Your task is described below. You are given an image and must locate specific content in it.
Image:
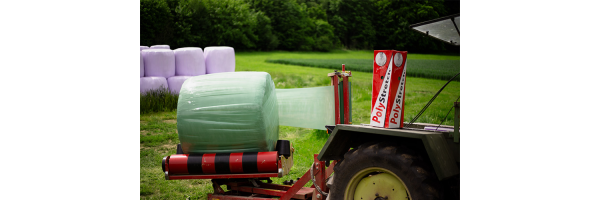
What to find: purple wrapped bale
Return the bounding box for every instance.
[140,52,144,77]
[140,77,168,94]
[204,46,235,74]
[140,46,149,51]
[167,76,192,94]
[174,47,206,76]
[142,49,175,78]
[150,45,170,50]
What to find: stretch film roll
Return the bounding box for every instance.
[275,86,335,130]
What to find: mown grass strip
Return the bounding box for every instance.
[265,59,460,81]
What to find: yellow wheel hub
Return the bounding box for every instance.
[345,167,409,200]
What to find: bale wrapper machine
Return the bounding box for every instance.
[162,69,352,200]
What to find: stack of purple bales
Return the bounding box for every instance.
[140,45,235,94]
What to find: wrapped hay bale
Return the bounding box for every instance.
[204,46,235,74]
[174,47,205,76]
[150,44,170,49]
[140,46,149,51]
[140,77,168,94]
[142,49,175,78]
[167,76,192,94]
[177,72,278,154]
[140,51,144,77]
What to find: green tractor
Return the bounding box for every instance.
[320,14,460,200]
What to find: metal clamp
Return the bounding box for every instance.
[311,163,328,198]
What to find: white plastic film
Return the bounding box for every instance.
[167,76,192,94]
[142,49,175,78]
[275,86,335,130]
[150,44,170,49]
[174,47,206,76]
[204,46,235,74]
[140,77,168,94]
[140,51,144,77]
[140,46,149,51]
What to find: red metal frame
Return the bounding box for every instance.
[178,154,337,200]
[342,75,350,125]
[208,194,275,200]
[330,68,351,125]
[168,173,279,180]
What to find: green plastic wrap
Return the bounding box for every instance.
[276,86,335,130]
[177,72,279,154]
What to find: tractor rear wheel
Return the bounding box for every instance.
[328,143,440,200]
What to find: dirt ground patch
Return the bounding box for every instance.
[140,143,177,152]
[163,119,177,124]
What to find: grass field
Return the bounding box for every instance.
[140,50,459,199]
[266,59,460,81]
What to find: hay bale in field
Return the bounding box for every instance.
[142,49,175,78]
[204,46,235,74]
[174,47,205,76]
[167,76,192,94]
[150,44,170,50]
[140,77,168,94]
[140,51,144,77]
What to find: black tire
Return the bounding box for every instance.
[328,143,441,200]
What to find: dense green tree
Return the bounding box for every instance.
[371,0,448,51]
[140,0,459,52]
[247,0,312,50]
[327,0,376,49]
[140,0,175,46]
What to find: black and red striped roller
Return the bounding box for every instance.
[163,151,279,175]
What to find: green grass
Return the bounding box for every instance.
[140,87,179,114]
[140,50,459,199]
[265,59,460,81]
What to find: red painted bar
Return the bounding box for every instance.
[202,153,217,174]
[208,194,277,200]
[229,152,244,173]
[168,173,279,180]
[229,185,312,200]
[168,154,189,174]
[231,186,286,197]
[280,166,312,200]
[256,151,278,173]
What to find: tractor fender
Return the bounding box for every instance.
[317,124,459,180]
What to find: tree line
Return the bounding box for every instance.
[141,0,459,52]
